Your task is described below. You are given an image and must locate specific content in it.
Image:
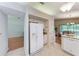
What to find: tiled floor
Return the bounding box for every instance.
[6,47,25,56]
[33,43,71,56]
[6,43,71,56]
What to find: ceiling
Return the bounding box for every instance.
[27,2,79,16]
[28,2,66,15]
[11,2,79,16]
[0,2,28,20]
[71,2,79,11]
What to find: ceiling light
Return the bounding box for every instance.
[39,2,45,5]
[60,2,75,12]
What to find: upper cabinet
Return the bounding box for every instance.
[60,24,79,35]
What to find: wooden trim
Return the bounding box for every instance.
[55,17,79,20]
[29,15,48,21]
[8,36,24,51]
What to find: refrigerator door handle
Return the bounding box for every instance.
[32,33,37,41]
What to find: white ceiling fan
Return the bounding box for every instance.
[60,2,75,12]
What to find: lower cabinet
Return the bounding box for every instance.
[72,40,79,56]
[61,37,79,56]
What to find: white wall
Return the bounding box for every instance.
[29,6,53,20]
[24,6,29,55]
[8,15,24,38]
[0,11,8,55]
[0,2,26,13]
[0,2,25,19]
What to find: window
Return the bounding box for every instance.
[60,24,79,36]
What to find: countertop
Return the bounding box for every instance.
[62,34,79,40]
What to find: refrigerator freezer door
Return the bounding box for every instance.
[30,23,37,54]
[36,24,43,50]
[30,23,43,54]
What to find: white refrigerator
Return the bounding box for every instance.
[29,23,43,54]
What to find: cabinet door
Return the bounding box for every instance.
[36,24,43,50]
[61,37,73,52]
[30,23,37,54]
[72,40,79,56]
[61,37,69,49]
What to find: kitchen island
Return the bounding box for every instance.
[61,34,79,56]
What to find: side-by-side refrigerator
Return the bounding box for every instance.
[29,22,44,55]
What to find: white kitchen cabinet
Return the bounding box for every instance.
[30,23,43,54]
[61,37,73,53]
[72,40,79,56]
[61,36,79,56]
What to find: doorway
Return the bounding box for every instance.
[54,20,61,45]
[8,15,24,51]
[55,27,61,44]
